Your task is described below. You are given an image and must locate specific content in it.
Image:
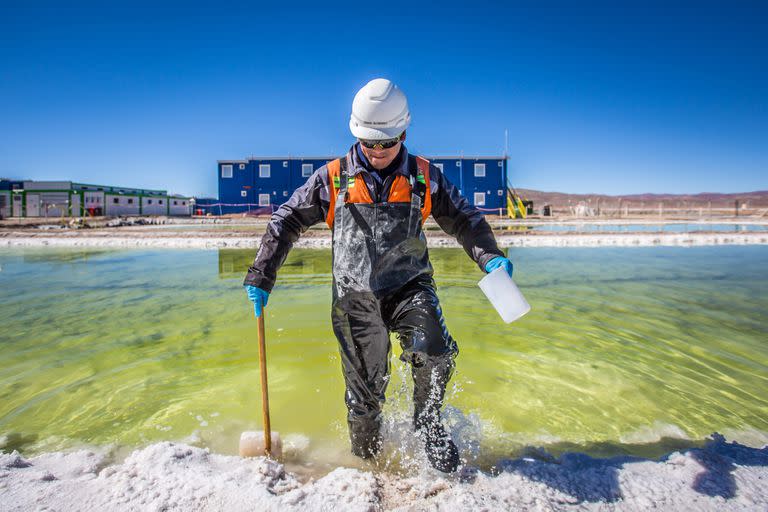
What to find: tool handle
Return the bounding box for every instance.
[257,308,272,456]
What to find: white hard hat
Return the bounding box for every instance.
[349,78,411,140]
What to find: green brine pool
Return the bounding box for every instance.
[1,246,766,474]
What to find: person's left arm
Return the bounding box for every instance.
[428,164,511,274]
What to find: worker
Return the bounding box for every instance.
[244,78,513,473]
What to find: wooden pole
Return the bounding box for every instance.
[257,312,272,456]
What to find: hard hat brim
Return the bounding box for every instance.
[349,118,406,140]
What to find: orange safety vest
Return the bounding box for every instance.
[325,156,432,228]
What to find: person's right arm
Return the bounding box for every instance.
[243,166,331,292]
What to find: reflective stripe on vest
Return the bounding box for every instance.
[415,156,432,224]
[325,159,341,228]
[325,156,432,228]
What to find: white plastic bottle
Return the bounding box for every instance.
[478,267,531,323]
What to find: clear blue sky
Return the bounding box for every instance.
[1,1,766,197]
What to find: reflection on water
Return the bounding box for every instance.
[218,249,332,284]
[20,249,118,264]
[1,246,767,474]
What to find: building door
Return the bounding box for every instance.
[70,194,81,217]
[40,192,70,217]
[26,194,41,217]
[12,194,22,217]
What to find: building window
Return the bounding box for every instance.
[259,164,271,178]
[302,163,313,177]
[113,198,119,204]
[127,198,134,204]
[240,190,247,198]
[258,194,270,206]
[474,192,485,206]
[474,163,486,177]
[434,163,443,172]
[148,199,152,204]
[221,164,233,178]
[239,163,245,170]
[173,200,178,205]
[159,200,163,205]
[182,202,186,206]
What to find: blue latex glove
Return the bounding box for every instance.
[484,256,514,277]
[244,284,269,317]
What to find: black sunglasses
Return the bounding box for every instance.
[358,133,402,150]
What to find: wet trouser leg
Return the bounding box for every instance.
[383,276,461,471]
[331,292,391,458]
[331,276,458,461]
[382,276,458,431]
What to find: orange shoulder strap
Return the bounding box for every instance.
[415,156,432,224]
[325,159,341,228]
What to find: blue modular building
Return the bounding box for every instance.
[217,156,509,215]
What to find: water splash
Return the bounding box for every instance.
[376,355,491,477]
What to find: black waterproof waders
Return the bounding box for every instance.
[330,154,460,472]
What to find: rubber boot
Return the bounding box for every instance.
[412,355,460,472]
[348,411,382,459]
[416,412,460,473]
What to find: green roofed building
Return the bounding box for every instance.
[0,180,193,218]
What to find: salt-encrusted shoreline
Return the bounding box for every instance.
[1,434,766,511]
[1,232,767,249]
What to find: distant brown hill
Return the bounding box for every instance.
[512,189,768,216]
